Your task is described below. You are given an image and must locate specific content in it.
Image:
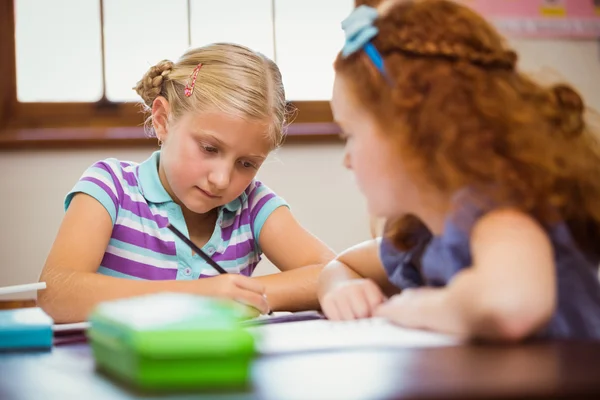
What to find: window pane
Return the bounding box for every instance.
[275,0,353,101]
[104,0,189,102]
[15,0,103,102]
[190,0,274,59]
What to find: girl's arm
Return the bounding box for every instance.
[38,193,269,323]
[375,209,556,341]
[256,206,336,311]
[317,238,401,319]
[318,238,401,299]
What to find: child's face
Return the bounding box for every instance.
[331,74,422,218]
[158,111,271,214]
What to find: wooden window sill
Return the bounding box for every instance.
[0,123,341,150]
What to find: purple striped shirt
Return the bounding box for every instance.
[65,151,288,280]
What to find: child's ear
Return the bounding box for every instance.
[151,96,171,140]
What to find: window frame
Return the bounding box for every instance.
[0,0,340,150]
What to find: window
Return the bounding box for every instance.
[1,0,351,147]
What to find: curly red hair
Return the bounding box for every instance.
[335,0,600,257]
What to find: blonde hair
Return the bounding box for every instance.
[133,43,289,149]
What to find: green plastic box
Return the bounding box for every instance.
[87,293,257,391]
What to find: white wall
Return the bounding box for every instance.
[1,38,599,299]
[510,39,600,109]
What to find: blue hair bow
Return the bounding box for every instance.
[341,5,388,78]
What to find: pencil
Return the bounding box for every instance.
[166,223,273,315]
[166,223,228,274]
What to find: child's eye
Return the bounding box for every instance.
[202,145,218,154]
[240,160,257,169]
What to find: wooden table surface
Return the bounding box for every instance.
[2,340,600,400]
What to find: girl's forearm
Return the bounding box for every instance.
[394,276,500,338]
[38,268,200,323]
[399,288,470,335]
[257,264,329,312]
[417,270,545,341]
[316,260,363,304]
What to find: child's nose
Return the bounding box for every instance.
[208,167,231,190]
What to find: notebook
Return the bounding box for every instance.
[240,310,325,326]
[52,312,460,354]
[248,317,462,354]
[52,310,325,333]
[53,321,91,333]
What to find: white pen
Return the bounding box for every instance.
[0,282,47,296]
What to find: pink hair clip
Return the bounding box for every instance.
[184,63,203,97]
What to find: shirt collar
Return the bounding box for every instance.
[138,150,247,212]
[223,190,246,212]
[138,151,173,204]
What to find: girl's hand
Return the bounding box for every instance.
[320,279,387,320]
[201,274,270,315]
[374,288,440,329]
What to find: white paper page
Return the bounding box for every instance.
[52,321,90,332]
[51,312,299,332]
[247,317,462,354]
[251,311,293,321]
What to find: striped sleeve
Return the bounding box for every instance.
[64,159,124,224]
[247,180,289,243]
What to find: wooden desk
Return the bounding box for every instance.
[1,341,600,399]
